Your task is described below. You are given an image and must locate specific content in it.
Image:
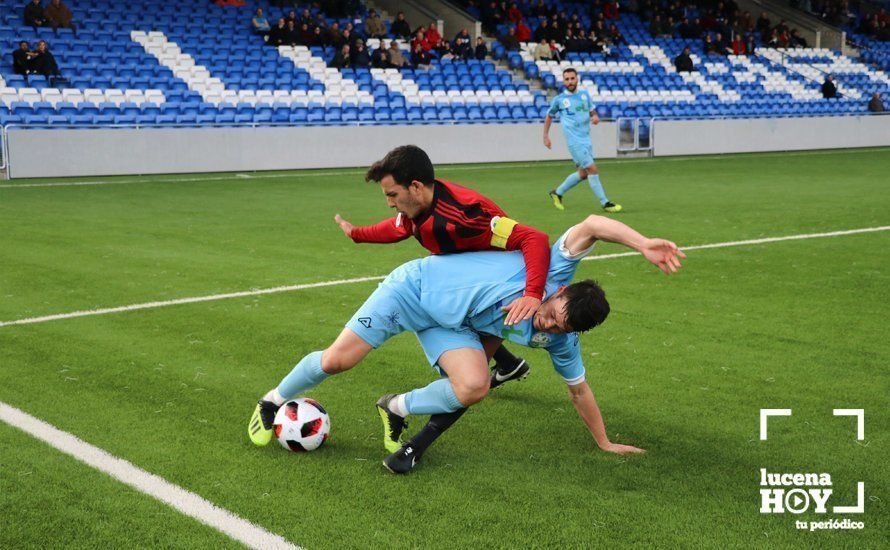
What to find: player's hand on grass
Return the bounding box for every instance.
[334,214,354,238]
[543,135,552,149]
[501,295,542,326]
[640,238,686,275]
[600,442,646,455]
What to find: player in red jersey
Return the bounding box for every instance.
[334,145,550,390]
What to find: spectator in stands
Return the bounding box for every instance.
[499,26,520,51]
[649,15,663,38]
[474,37,488,60]
[516,19,532,42]
[343,24,361,50]
[24,0,47,29]
[391,12,411,39]
[789,29,808,48]
[756,12,771,38]
[313,26,327,46]
[868,93,885,112]
[506,2,521,24]
[426,22,442,46]
[480,1,503,34]
[731,34,746,55]
[268,18,287,47]
[821,74,837,98]
[387,40,407,68]
[411,29,431,53]
[329,22,344,47]
[332,44,351,69]
[285,10,296,25]
[608,24,628,45]
[43,0,75,34]
[12,41,36,80]
[454,28,473,58]
[299,8,312,27]
[364,9,386,39]
[252,8,270,34]
[533,38,551,61]
[533,19,550,43]
[436,40,456,59]
[703,34,719,55]
[30,40,60,78]
[371,42,389,68]
[604,1,619,20]
[299,22,315,45]
[745,35,757,55]
[737,11,754,33]
[285,20,299,45]
[674,46,694,72]
[351,40,371,68]
[766,29,780,48]
[714,32,729,55]
[412,42,432,68]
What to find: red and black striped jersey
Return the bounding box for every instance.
[350,179,550,299]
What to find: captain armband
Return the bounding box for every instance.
[489,216,519,249]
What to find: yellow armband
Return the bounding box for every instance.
[490,216,519,249]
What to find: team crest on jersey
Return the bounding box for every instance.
[530,332,552,348]
[562,98,571,108]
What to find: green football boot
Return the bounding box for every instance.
[549,190,565,211]
[248,400,279,446]
[376,394,408,453]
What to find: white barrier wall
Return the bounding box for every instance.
[5,115,888,179]
[652,115,890,156]
[5,122,618,179]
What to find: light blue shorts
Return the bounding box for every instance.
[568,141,595,168]
[346,261,483,369]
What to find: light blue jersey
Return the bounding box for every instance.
[346,227,595,384]
[548,89,594,147]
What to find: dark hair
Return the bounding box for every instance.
[562,279,610,332]
[562,67,578,76]
[365,145,435,188]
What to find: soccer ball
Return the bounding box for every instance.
[273,398,331,452]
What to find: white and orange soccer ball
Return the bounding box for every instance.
[273,398,331,452]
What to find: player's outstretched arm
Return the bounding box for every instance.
[563,215,686,275]
[542,114,553,149]
[334,214,355,238]
[333,213,413,244]
[567,381,645,455]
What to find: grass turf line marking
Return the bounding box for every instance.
[1,227,887,328]
[0,276,386,327]
[2,147,887,189]
[0,402,299,550]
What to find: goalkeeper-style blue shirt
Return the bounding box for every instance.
[548,89,594,146]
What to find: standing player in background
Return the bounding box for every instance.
[543,67,622,213]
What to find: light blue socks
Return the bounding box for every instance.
[556,171,583,196]
[588,174,609,206]
[275,351,329,400]
[404,378,464,415]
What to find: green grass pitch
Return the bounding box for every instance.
[0,148,888,549]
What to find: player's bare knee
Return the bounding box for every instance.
[453,376,490,406]
[320,347,356,374]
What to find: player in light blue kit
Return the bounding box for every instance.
[543,67,622,213]
[248,215,684,473]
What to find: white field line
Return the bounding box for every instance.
[2,147,885,189]
[0,276,386,328]
[0,402,298,550]
[1,226,887,329]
